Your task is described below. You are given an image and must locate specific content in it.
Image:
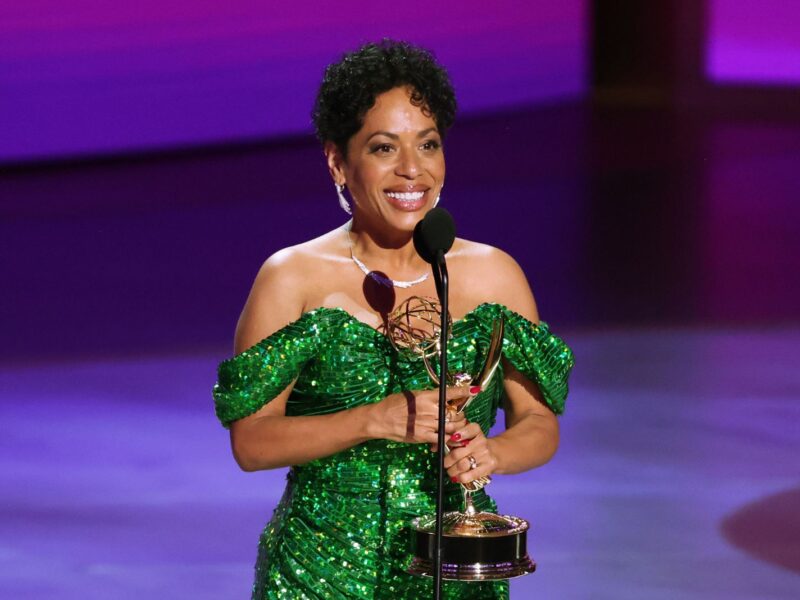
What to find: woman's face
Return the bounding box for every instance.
[330,86,445,235]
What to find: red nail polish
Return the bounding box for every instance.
[450,432,461,442]
[451,477,458,483]
[469,385,481,395]
[463,439,471,447]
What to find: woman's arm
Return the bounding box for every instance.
[230,386,372,472]
[227,249,468,471]
[230,384,469,471]
[488,362,560,474]
[444,363,559,482]
[445,247,561,482]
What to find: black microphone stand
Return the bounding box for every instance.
[432,250,449,600]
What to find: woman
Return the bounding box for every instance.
[214,40,574,599]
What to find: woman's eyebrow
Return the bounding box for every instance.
[365,131,399,142]
[365,128,439,142]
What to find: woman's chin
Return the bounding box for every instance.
[385,209,429,233]
[360,200,433,236]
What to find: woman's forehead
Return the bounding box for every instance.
[359,87,437,137]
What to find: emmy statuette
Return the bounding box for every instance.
[385,297,537,581]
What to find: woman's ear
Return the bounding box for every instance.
[324,142,346,185]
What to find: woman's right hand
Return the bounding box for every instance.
[367,387,472,444]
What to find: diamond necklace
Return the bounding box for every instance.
[346,224,429,289]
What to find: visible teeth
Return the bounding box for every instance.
[386,191,424,201]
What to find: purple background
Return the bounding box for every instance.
[0,0,587,163]
[707,0,800,84]
[2,2,800,599]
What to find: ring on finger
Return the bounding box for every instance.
[467,455,478,470]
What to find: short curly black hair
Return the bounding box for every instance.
[312,39,457,157]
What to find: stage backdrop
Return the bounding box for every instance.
[0,1,587,164]
[707,0,800,84]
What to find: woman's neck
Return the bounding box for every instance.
[347,218,424,272]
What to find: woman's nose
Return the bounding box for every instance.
[395,148,421,178]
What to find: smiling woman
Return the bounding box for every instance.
[325,85,446,241]
[212,40,574,599]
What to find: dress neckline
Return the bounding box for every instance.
[309,302,493,337]
[225,302,542,363]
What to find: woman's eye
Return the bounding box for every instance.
[371,144,394,154]
[421,140,441,151]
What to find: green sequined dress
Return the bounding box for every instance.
[213,303,574,599]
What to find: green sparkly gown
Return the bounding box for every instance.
[213,303,574,599]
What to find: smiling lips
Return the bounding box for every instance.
[385,190,427,211]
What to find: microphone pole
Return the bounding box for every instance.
[432,250,448,600]
[412,206,456,600]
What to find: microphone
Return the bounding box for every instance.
[413,207,456,265]
[413,206,456,600]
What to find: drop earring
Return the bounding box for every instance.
[336,183,352,215]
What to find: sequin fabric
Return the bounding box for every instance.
[213,303,574,599]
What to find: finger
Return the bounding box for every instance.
[419,384,478,404]
[450,461,493,484]
[449,451,495,482]
[444,420,466,434]
[444,446,470,469]
[449,421,480,438]
[444,386,472,402]
[416,430,439,445]
[445,428,468,449]
[416,415,440,432]
[417,388,474,419]
[414,395,444,417]
[448,409,467,423]
[442,387,470,412]
[462,422,483,440]
[444,412,467,434]
[416,398,469,423]
[446,422,482,448]
[444,438,487,468]
[447,455,479,480]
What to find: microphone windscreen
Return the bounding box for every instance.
[413,207,456,264]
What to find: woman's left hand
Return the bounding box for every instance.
[443,421,498,485]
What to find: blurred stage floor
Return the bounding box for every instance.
[1,325,798,599]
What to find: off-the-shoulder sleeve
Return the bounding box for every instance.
[213,312,324,428]
[496,305,575,415]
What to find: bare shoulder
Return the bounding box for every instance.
[451,239,539,323]
[233,228,345,353]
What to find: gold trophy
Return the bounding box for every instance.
[385,297,536,581]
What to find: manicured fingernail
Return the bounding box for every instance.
[450,432,461,442]
[463,439,471,447]
[451,477,458,483]
[469,386,481,394]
